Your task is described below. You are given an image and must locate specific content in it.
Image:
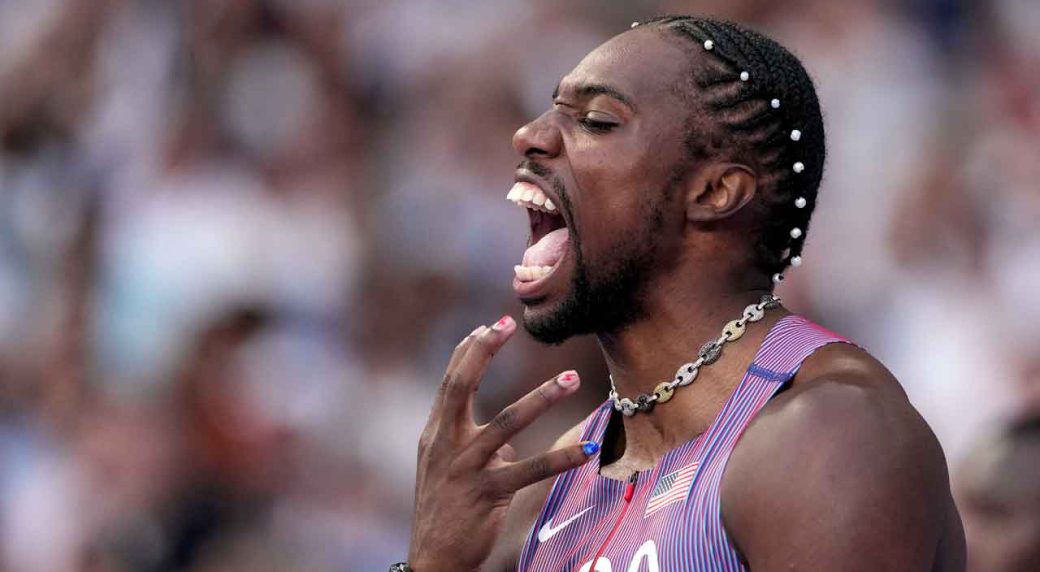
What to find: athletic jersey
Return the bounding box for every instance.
[517,315,849,572]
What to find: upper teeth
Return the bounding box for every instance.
[507,182,556,213]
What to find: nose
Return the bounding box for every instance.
[512,111,562,158]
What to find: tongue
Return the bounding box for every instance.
[522,228,569,267]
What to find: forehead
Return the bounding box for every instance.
[557,28,694,108]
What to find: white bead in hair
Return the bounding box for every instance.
[772,273,784,284]
[790,129,801,141]
[790,228,803,239]
[793,162,805,173]
[740,71,750,81]
[631,21,639,28]
[794,196,807,208]
[703,39,714,50]
[791,256,803,267]
[771,99,780,109]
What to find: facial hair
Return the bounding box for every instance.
[522,166,668,344]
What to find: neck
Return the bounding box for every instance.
[594,274,782,473]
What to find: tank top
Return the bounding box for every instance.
[517,315,849,571]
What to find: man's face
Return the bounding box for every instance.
[508,29,698,343]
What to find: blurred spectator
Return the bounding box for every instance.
[957,415,1040,572]
[0,0,1037,569]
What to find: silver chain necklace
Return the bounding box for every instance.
[609,294,782,416]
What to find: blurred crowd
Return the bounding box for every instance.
[0,0,1037,570]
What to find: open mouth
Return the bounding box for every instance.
[506,180,570,293]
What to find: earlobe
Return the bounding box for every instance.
[685,164,757,222]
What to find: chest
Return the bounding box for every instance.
[522,452,745,572]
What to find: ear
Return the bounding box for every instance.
[684,163,757,222]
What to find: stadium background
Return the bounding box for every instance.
[0,0,1037,569]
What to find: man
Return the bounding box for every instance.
[958,415,1040,572]
[401,16,964,571]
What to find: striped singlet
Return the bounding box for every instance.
[517,315,849,571]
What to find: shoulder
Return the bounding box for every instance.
[722,343,957,569]
[483,420,586,571]
[737,343,934,459]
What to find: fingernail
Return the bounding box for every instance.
[581,441,600,456]
[491,315,514,331]
[556,370,580,389]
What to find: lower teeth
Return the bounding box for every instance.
[514,265,554,281]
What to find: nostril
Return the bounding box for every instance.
[513,123,545,156]
[522,131,560,159]
[513,111,562,158]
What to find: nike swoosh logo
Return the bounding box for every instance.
[537,506,594,543]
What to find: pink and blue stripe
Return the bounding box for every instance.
[517,315,849,571]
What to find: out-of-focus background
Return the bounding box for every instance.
[0,0,1037,570]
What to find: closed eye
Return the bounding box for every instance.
[578,117,617,133]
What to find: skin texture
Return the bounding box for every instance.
[409,27,965,571]
[408,317,595,571]
[722,344,965,571]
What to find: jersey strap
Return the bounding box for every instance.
[682,315,850,570]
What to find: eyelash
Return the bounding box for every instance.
[578,117,617,133]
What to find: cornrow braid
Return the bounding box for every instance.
[635,16,826,282]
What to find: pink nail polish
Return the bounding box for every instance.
[557,370,580,388]
[492,315,514,331]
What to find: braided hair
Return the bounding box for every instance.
[637,16,825,281]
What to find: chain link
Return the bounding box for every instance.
[609,294,781,416]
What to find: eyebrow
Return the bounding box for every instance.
[553,81,637,111]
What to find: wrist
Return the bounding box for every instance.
[405,557,443,572]
[406,545,446,572]
[406,557,475,572]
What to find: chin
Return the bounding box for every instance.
[521,312,578,345]
[519,287,588,345]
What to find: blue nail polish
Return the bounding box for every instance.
[582,441,600,456]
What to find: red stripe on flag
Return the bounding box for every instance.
[645,463,698,517]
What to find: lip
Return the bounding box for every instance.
[513,256,567,300]
[512,169,572,301]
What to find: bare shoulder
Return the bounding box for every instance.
[736,343,936,463]
[722,343,964,570]
[483,421,585,571]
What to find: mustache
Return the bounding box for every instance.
[518,159,553,180]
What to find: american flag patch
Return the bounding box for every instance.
[644,462,698,517]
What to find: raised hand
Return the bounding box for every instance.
[407,315,598,571]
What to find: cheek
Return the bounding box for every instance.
[572,195,671,273]
[562,122,685,249]
[568,175,643,256]
[566,144,649,221]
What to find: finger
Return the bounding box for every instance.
[448,325,487,372]
[462,371,581,467]
[424,325,490,440]
[440,315,517,428]
[490,441,600,493]
[495,443,517,463]
[436,325,488,404]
